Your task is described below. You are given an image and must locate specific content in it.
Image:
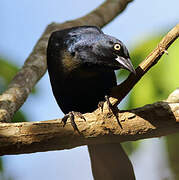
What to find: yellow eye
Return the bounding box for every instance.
[114,43,121,51]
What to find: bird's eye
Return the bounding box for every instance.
[114,43,121,51]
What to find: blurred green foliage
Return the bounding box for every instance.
[122,141,141,156]
[0,59,18,93]
[119,34,179,109]
[0,57,29,122]
[165,134,179,180]
[0,58,36,94]
[0,57,36,179]
[119,30,179,179]
[129,36,179,107]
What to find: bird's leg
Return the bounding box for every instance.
[62,113,69,127]
[98,95,122,128]
[105,95,113,113]
[98,95,113,113]
[62,111,86,134]
[98,101,104,113]
[74,111,86,121]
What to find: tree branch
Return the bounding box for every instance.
[0,0,133,122]
[0,23,177,156]
[110,24,179,105]
[0,1,179,157]
[0,99,179,156]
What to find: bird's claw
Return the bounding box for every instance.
[105,95,113,113]
[62,114,69,127]
[98,95,122,128]
[62,111,86,134]
[74,111,86,121]
[98,101,104,112]
[98,95,113,113]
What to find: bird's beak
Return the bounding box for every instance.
[115,56,135,74]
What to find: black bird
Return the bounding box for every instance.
[47,26,134,114]
[47,26,135,179]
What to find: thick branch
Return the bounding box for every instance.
[0,100,179,156]
[0,0,133,122]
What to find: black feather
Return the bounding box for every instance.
[47,26,134,114]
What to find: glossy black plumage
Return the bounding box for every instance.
[47,26,136,180]
[47,26,134,114]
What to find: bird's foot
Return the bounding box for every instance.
[98,95,113,113]
[98,95,122,128]
[62,111,86,134]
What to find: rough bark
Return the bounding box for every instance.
[0,99,179,156]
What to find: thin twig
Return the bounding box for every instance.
[110,24,179,105]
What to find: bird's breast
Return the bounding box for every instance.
[57,71,116,114]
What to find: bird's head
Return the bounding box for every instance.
[47,26,135,74]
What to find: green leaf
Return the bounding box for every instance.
[126,35,179,109]
[0,57,37,94]
[0,58,18,85]
[12,110,28,122]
